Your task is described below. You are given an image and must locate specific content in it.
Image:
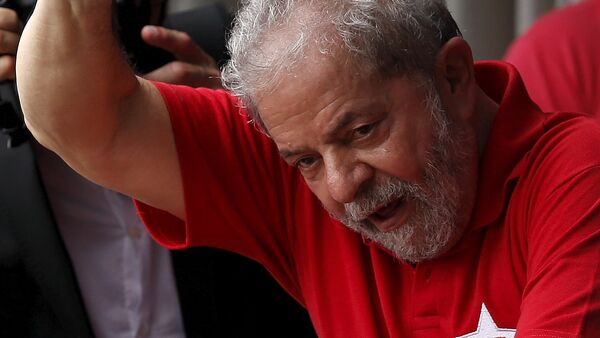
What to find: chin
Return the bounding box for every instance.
[346,199,468,263]
[338,144,472,264]
[373,220,466,263]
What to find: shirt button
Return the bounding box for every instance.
[127,226,143,239]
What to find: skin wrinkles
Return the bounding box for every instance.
[278,105,388,161]
[264,77,348,141]
[255,35,493,262]
[259,48,437,223]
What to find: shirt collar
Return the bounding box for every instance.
[468,61,545,230]
[356,61,545,262]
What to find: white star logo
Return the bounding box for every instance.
[456,303,516,338]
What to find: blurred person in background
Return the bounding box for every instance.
[504,0,600,119]
[0,1,316,337]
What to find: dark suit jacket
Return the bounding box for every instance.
[0,134,93,338]
[0,5,316,338]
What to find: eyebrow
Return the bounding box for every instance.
[279,147,310,162]
[323,109,379,142]
[278,108,382,161]
[325,111,358,137]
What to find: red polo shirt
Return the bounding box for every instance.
[136,62,600,337]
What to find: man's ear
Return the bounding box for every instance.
[435,37,476,120]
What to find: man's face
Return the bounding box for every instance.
[257,52,478,263]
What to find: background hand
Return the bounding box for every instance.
[141,25,222,89]
[0,8,21,80]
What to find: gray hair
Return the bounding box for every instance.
[221,0,462,130]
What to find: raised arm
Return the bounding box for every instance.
[16,1,184,218]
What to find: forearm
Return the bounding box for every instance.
[16,0,139,164]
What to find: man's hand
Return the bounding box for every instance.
[0,7,21,80]
[141,25,222,89]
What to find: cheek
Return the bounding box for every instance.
[373,95,436,179]
[415,121,436,170]
[373,116,435,182]
[363,140,429,184]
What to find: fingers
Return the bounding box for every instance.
[0,8,19,81]
[0,30,20,80]
[140,25,222,89]
[143,61,222,89]
[0,8,21,56]
[141,25,216,68]
[0,8,21,33]
[0,29,19,54]
[0,55,16,80]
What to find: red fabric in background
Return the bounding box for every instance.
[505,0,600,120]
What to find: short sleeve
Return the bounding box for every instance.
[134,82,306,297]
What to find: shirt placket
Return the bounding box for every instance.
[412,263,443,337]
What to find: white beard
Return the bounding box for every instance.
[337,88,473,263]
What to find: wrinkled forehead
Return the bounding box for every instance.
[256,62,391,150]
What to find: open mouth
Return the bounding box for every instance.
[366,197,407,232]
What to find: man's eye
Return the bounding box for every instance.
[352,123,376,139]
[295,156,318,170]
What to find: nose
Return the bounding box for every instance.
[325,156,373,204]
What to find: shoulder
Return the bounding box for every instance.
[534,113,600,173]
[517,113,600,194]
[513,113,600,232]
[153,82,242,118]
[152,82,267,149]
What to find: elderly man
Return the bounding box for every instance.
[17,0,600,337]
